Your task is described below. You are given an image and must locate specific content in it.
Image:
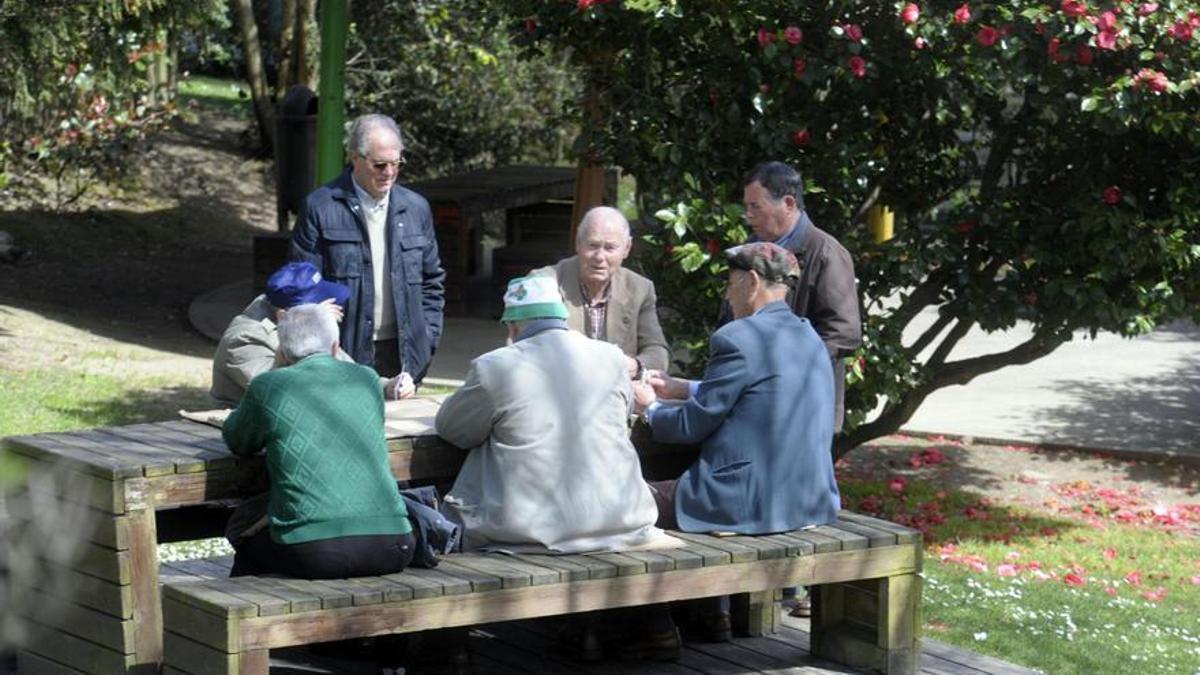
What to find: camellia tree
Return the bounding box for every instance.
[499,0,1200,456]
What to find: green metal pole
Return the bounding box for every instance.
[316,0,349,184]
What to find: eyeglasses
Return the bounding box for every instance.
[364,155,406,172]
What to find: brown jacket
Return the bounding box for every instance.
[539,256,670,372]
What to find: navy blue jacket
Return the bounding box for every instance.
[290,169,446,381]
[648,301,839,534]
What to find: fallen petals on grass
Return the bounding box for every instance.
[1141,587,1167,602]
[997,563,1019,577]
[1103,547,1117,559]
[1125,571,1143,586]
[1064,572,1087,587]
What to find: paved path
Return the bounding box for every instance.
[191,281,1198,460]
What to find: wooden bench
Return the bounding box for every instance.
[161,512,922,674]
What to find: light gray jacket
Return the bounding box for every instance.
[434,324,665,553]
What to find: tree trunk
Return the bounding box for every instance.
[298,0,319,90]
[276,0,297,96]
[234,0,275,153]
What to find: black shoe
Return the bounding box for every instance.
[616,627,682,661]
[558,622,605,662]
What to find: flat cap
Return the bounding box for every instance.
[724,242,801,286]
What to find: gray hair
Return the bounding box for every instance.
[347,114,403,157]
[277,304,338,363]
[576,206,631,247]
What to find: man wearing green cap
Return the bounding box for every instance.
[434,273,669,554]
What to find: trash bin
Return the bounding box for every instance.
[274,84,318,232]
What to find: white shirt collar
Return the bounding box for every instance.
[350,175,390,212]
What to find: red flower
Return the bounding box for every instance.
[793,56,808,76]
[957,220,977,234]
[848,55,867,78]
[1103,186,1122,205]
[844,23,863,42]
[784,25,804,45]
[577,0,596,9]
[706,239,722,255]
[976,26,999,46]
[889,476,908,493]
[1103,547,1117,559]
[1064,572,1087,587]
[1142,587,1167,602]
[902,3,920,24]
[1075,44,1094,65]
[914,36,928,49]
[1094,10,1118,30]
[791,128,811,147]
[757,27,775,47]
[1061,0,1088,18]
[1168,20,1193,41]
[1125,570,1143,586]
[1048,37,1067,60]
[1132,68,1169,93]
[1094,28,1119,50]
[524,18,537,33]
[666,243,676,256]
[953,3,971,24]
[1137,2,1158,15]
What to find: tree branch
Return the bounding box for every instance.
[906,311,953,357]
[927,315,974,368]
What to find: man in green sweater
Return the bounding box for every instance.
[223,303,413,578]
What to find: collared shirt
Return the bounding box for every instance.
[350,176,396,341]
[752,210,812,250]
[515,318,569,343]
[580,280,611,341]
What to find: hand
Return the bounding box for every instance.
[647,370,691,401]
[385,372,416,400]
[319,298,345,323]
[631,381,657,413]
[625,355,641,379]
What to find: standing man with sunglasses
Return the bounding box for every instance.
[290,114,445,388]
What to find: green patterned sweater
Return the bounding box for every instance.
[223,353,411,544]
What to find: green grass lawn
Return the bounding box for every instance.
[839,455,1200,674]
[177,74,250,114]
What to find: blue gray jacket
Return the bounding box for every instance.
[648,301,839,534]
[290,169,446,382]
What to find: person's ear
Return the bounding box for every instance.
[782,195,797,211]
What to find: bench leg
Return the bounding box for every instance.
[239,649,269,675]
[810,572,921,674]
[730,589,781,636]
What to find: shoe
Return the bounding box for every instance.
[616,627,682,661]
[784,595,812,618]
[558,622,604,662]
[678,610,732,643]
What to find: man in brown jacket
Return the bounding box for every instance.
[738,161,862,432]
[539,206,669,378]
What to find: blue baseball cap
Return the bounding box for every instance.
[265,262,351,309]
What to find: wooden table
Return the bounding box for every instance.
[3,401,693,674]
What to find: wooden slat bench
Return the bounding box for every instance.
[161,512,922,675]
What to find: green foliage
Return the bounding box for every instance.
[0,0,227,208]
[345,1,579,179]
[499,0,1200,449]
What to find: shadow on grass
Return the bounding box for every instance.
[43,384,215,429]
[0,198,261,358]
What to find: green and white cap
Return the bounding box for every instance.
[501,274,568,322]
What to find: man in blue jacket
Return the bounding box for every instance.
[628,242,840,652]
[290,114,445,384]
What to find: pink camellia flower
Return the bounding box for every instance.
[902,3,920,24]
[784,25,803,45]
[1168,20,1194,41]
[1095,28,1119,50]
[1103,186,1122,205]
[577,0,596,9]
[1132,68,1169,92]
[914,36,928,49]
[1142,587,1167,602]
[997,564,1019,577]
[1094,10,1118,30]
[1103,547,1118,559]
[1061,0,1088,18]
[848,55,867,78]
[1048,37,1063,57]
[1125,570,1143,586]
[969,560,989,573]
[954,3,971,24]
[757,27,775,47]
[977,25,1000,46]
[888,476,907,493]
[793,56,808,75]
[791,128,811,147]
[1137,2,1158,15]
[844,23,864,42]
[1075,44,1094,65]
[1190,574,1200,586]
[1064,572,1086,587]
[1105,586,1118,596]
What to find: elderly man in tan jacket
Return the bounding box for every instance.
[537,206,669,378]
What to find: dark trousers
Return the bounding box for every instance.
[231,529,415,579]
[374,337,402,378]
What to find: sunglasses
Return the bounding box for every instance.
[364,155,406,172]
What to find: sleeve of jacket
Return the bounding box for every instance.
[417,206,447,349]
[219,325,278,393]
[222,381,270,457]
[433,363,493,450]
[636,280,670,371]
[810,245,862,358]
[648,330,748,444]
[289,196,324,267]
